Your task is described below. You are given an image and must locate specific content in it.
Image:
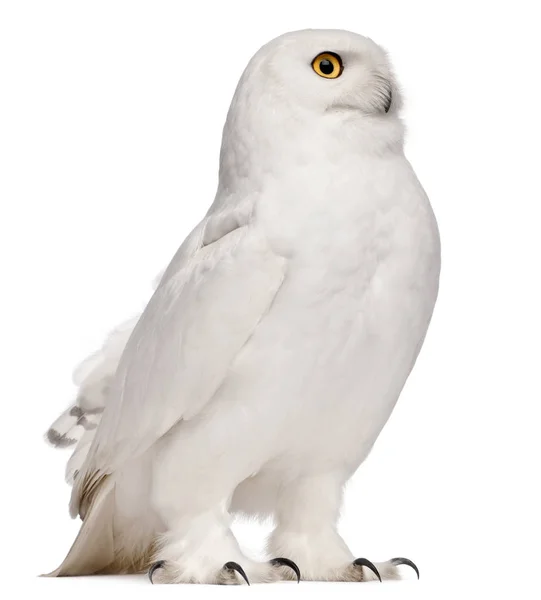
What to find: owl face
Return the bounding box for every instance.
[241,29,400,118]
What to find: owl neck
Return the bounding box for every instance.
[217,90,404,197]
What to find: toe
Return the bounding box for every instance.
[270,557,301,583]
[390,557,420,579]
[223,561,250,585]
[148,560,166,584]
[352,558,382,582]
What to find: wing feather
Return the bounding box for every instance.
[71,221,286,516]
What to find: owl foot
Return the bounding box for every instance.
[340,557,419,582]
[148,559,251,585]
[148,557,301,584]
[272,557,419,582]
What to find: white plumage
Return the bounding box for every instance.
[46,29,440,584]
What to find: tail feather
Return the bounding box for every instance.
[46,316,139,483]
[45,278,162,577]
[44,477,116,576]
[66,432,94,484]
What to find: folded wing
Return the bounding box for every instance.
[71,222,286,517]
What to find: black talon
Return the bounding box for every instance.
[224,561,250,586]
[148,560,166,584]
[390,557,420,579]
[353,558,382,582]
[270,557,301,583]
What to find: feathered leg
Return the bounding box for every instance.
[267,472,418,582]
[147,421,298,585]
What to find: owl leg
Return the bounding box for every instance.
[267,472,418,582]
[147,421,298,584]
[146,505,249,584]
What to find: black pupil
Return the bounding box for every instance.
[319,59,334,75]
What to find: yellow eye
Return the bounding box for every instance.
[311,52,343,79]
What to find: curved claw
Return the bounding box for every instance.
[270,557,301,583]
[224,561,250,586]
[352,558,382,582]
[390,557,420,579]
[148,560,166,584]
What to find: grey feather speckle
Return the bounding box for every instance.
[46,428,77,448]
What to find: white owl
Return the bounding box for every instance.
[46,29,440,584]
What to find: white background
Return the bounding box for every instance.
[1,1,540,598]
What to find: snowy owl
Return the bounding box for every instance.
[46,29,440,584]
